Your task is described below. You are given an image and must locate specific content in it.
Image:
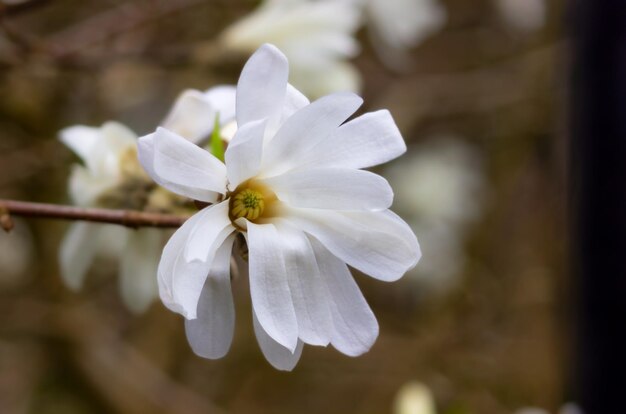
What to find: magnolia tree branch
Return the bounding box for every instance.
[0,199,188,231]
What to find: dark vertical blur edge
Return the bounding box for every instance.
[570,0,626,412]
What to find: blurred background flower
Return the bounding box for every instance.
[218,0,362,97]
[384,136,487,295]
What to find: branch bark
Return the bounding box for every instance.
[0,199,188,230]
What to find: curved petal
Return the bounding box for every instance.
[247,222,298,351]
[299,110,406,170]
[119,228,160,313]
[138,128,227,202]
[236,44,288,130]
[225,118,267,189]
[286,208,420,282]
[59,125,100,165]
[275,222,333,346]
[157,209,224,319]
[184,201,233,262]
[161,89,220,143]
[279,83,310,124]
[59,222,103,290]
[263,167,393,211]
[309,237,379,357]
[253,309,304,371]
[260,92,363,178]
[204,85,237,124]
[185,234,236,359]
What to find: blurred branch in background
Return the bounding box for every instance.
[0,199,188,230]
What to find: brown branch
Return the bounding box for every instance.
[0,199,188,229]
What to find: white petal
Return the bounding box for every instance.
[309,237,379,357]
[67,164,117,207]
[99,122,137,155]
[161,86,237,144]
[253,309,304,371]
[275,222,333,346]
[161,89,220,143]
[174,218,234,318]
[138,132,209,201]
[236,44,288,130]
[260,92,363,177]
[204,85,237,124]
[119,228,160,314]
[299,110,406,170]
[59,125,100,165]
[280,83,310,122]
[263,167,393,211]
[185,234,236,359]
[225,118,266,189]
[286,208,420,282]
[184,201,233,262]
[247,222,298,351]
[157,211,209,317]
[138,127,227,201]
[59,222,102,290]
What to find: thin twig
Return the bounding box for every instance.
[0,199,188,229]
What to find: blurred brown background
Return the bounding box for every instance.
[0,0,566,413]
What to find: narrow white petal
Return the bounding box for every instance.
[280,83,310,123]
[119,228,160,314]
[253,309,304,371]
[236,44,289,129]
[184,201,233,262]
[300,110,406,169]
[309,238,379,357]
[100,122,137,155]
[247,222,298,351]
[260,92,363,177]
[157,211,207,317]
[225,118,266,189]
[263,167,393,211]
[59,125,100,165]
[286,208,420,282]
[185,234,236,359]
[160,89,220,143]
[204,85,237,124]
[139,132,222,202]
[275,222,333,346]
[59,222,102,290]
[138,127,226,201]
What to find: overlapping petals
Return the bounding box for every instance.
[138,43,420,370]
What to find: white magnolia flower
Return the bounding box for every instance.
[362,0,446,67]
[138,44,420,370]
[59,86,236,313]
[219,0,362,98]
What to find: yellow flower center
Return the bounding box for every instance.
[228,180,277,225]
[231,188,265,220]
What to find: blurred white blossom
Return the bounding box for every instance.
[138,44,419,370]
[394,382,436,414]
[58,86,236,313]
[219,0,362,98]
[496,0,546,33]
[362,0,446,68]
[385,136,486,294]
